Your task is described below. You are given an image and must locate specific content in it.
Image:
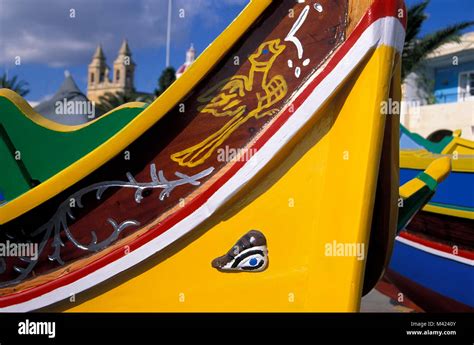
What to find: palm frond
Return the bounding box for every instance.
[404,0,429,45]
[402,21,474,79]
[402,0,474,80]
[0,73,30,96]
[96,91,145,113]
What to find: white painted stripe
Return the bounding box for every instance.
[1,17,405,312]
[396,236,474,266]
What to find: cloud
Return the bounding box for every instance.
[0,0,248,67]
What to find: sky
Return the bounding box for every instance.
[0,0,473,102]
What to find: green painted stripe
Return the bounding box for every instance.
[0,97,146,201]
[0,124,36,187]
[398,186,434,232]
[416,172,438,191]
[400,124,453,154]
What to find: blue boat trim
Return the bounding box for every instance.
[428,201,474,213]
[389,239,474,307]
[400,168,474,209]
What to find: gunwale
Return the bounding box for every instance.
[0,0,273,224]
[0,0,406,311]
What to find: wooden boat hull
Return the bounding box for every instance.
[57,46,401,312]
[400,124,474,155]
[0,0,406,311]
[400,152,474,218]
[385,137,474,312]
[0,95,146,204]
[388,230,473,312]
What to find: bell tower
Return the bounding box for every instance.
[86,40,138,103]
[113,39,135,93]
[87,45,109,102]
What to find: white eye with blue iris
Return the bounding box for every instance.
[233,249,268,271]
[212,230,269,272]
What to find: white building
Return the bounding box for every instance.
[176,44,196,79]
[401,32,474,140]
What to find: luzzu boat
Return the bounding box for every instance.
[0,91,147,205]
[0,0,415,312]
[385,125,474,312]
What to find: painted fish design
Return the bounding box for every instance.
[171,39,287,168]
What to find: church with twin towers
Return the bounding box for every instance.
[87,40,136,103]
[86,40,196,103]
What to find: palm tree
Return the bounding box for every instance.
[96,91,144,113]
[0,72,30,96]
[155,67,176,96]
[402,0,474,81]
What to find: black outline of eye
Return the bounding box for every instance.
[231,249,265,270]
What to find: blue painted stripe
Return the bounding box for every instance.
[400,168,474,209]
[389,240,474,307]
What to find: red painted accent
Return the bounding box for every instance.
[0,0,406,308]
[375,277,423,312]
[386,269,474,312]
[398,231,474,260]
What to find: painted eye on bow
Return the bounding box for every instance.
[211,230,269,272]
[235,251,266,270]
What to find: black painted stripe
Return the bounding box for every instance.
[231,249,264,268]
[240,260,265,271]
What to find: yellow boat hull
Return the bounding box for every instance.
[1,0,413,312]
[61,45,400,312]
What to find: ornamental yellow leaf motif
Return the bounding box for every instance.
[171,39,288,168]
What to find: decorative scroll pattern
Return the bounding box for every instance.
[285,4,311,78]
[0,165,214,288]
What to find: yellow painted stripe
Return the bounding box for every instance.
[0,88,146,132]
[399,178,425,199]
[399,157,450,199]
[441,136,474,155]
[423,204,474,219]
[0,0,272,224]
[400,150,474,173]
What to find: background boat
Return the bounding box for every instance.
[0,0,408,312]
[383,125,474,312]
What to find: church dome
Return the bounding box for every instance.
[176,44,196,78]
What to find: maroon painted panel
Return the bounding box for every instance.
[0,0,348,292]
